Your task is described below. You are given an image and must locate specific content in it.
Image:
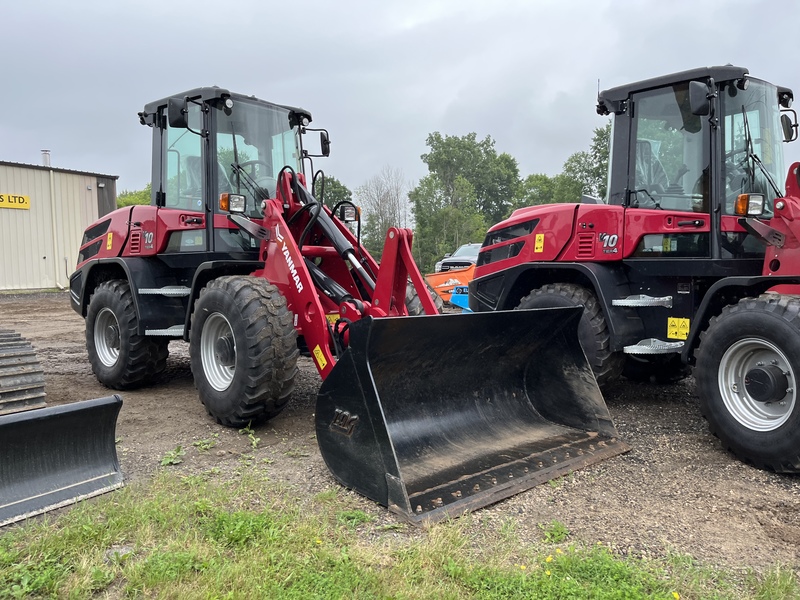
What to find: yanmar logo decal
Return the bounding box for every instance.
[275,225,304,293]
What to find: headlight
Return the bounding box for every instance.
[734,193,765,216]
[219,193,247,213]
[434,261,443,272]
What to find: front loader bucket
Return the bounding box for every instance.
[0,395,123,527]
[316,307,629,524]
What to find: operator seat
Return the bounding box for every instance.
[182,156,233,209]
[183,155,203,210]
[635,140,669,194]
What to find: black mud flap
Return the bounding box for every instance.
[316,307,629,525]
[0,395,124,527]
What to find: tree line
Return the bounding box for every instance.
[350,122,610,272]
[116,122,610,273]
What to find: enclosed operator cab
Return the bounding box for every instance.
[601,65,791,264]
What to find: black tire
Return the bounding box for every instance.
[695,294,800,472]
[623,354,689,384]
[406,281,444,315]
[517,283,624,386]
[189,276,299,427]
[86,280,168,389]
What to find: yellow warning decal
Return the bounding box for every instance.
[325,314,339,325]
[534,233,545,253]
[106,232,113,250]
[667,317,690,340]
[312,345,328,370]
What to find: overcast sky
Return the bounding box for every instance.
[4,0,800,197]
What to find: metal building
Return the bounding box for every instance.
[0,156,117,291]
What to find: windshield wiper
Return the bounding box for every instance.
[231,163,270,203]
[741,109,783,199]
[749,153,782,199]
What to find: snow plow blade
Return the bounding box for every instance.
[0,395,123,527]
[316,307,629,524]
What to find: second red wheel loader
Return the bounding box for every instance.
[470,66,800,473]
[70,88,627,523]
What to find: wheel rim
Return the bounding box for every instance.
[718,337,796,431]
[201,313,236,392]
[94,308,121,367]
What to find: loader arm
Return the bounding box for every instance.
[256,173,437,378]
[370,227,439,317]
[752,162,800,279]
[258,197,338,379]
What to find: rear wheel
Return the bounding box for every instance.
[189,276,299,427]
[86,280,168,389]
[517,283,623,386]
[695,295,800,472]
[406,281,444,315]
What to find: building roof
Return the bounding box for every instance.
[0,160,118,180]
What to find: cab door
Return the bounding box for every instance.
[156,101,207,255]
[621,84,711,259]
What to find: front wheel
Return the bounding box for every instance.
[85,280,168,389]
[516,283,623,386]
[189,276,299,427]
[695,295,800,472]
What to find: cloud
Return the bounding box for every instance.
[2,0,798,194]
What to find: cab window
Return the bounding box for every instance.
[628,84,711,258]
[629,85,709,214]
[164,103,204,211]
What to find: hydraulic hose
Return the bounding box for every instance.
[292,179,376,291]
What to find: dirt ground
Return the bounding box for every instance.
[2,291,800,574]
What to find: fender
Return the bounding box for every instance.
[682,275,800,364]
[183,260,266,340]
[70,257,185,333]
[469,261,644,350]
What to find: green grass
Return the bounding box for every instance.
[0,470,796,599]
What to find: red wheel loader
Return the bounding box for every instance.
[68,88,628,523]
[469,66,800,472]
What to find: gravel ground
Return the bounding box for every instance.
[2,290,799,574]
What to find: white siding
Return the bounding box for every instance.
[0,165,103,290]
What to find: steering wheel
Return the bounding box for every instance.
[722,149,753,209]
[236,160,278,198]
[724,147,748,162]
[631,185,664,209]
[237,160,270,179]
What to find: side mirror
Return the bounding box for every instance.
[320,131,331,157]
[689,81,710,116]
[781,112,798,142]
[167,97,189,129]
